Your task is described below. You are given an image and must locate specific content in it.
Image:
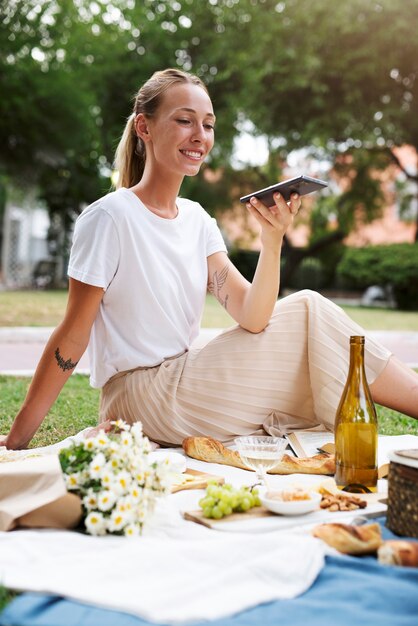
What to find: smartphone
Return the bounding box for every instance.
[239,175,328,207]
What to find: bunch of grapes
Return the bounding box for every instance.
[198,481,261,519]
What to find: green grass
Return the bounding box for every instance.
[0,375,100,447]
[336,305,418,332]
[1,373,417,449]
[1,290,418,330]
[0,290,69,327]
[1,290,418,445]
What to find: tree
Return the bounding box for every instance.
[181,0,418,287]
[2,0,418,288]
[205,0,418,239]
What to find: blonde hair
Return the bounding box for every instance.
[114,68,209,189]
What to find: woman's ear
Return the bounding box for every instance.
[135,114,151,142]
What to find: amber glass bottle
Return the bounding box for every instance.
[334,336,378,493]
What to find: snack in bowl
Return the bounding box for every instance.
[268,487,312,501]
[259,487,322,516]
[316,477,368,512]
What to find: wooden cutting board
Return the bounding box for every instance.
[182,491,386,528]
[171,468,224,493]
[183,506,272,528]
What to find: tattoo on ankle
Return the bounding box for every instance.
[208,265,229,310]
[54,347,79,372]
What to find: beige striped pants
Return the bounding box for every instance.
[99,290,391,446]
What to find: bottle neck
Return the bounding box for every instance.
[347,336,366,388]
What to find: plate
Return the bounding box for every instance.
[259,488,322,516]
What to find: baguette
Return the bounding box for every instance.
[312,522,382,555]
[182,436,335,475]
[378,540,418,567]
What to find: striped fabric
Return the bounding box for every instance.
[99,290,391,446]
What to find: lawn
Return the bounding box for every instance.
[1,290,418,446]
[1,373,417,450]
[1,289,418,330]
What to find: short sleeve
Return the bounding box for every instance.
[206,216,228,257]
[68,207,120,289]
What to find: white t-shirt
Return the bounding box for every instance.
[68,187,227,387]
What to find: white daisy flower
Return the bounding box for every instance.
[83,490,98,510]
[93,433,110,449]
[100,468,114,487]
[97,490,117,512]
[124,523,141,537]
[112,419,130,431]
[107,509,128,532]
[108,455,123,471]
[129,485,143,501]
[83,438,96,452]
[120,432,133,447]
[109,441,120,454]
[130,422,143,440]
[89,452,106,479]
[85,511,106,536]
[113,470,132,495]
[65,472,81,490]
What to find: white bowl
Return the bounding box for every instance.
[259,489,322,516]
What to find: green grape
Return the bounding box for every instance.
[199,482,261,519]
[211,505,223,519]
[198,495,215,509]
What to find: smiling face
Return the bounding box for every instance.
[136,83,216,179]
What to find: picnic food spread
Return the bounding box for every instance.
[182,436,336,475]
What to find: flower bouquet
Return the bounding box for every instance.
[59,420,172,536]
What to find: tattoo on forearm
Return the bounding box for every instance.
[208,265,229,310]
[54,347,79,372]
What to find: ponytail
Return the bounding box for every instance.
[113,114,145,189]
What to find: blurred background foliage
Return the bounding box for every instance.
[1,0,418,294]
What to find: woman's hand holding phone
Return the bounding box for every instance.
[245,190,301,251]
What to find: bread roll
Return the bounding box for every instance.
[182,436,335,475]
[378,540,418,567]
[312,522,382,555]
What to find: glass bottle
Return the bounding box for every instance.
[334,335,378,493]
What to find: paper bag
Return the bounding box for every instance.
[0,454,82,531]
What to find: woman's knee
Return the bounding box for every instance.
[274,289,327,314]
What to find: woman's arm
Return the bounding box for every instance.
[207,192,301,333]
[0,279,104,449]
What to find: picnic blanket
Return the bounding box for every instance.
[0,492,325,624]
[1,518,417,626]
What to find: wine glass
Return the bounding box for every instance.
[235,435,288,488]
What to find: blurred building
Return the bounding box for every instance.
[1,188,49,289]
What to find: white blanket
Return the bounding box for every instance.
[0,503,324,624]
[0,433,326,624]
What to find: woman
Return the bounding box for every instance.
[1,68,417,450]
